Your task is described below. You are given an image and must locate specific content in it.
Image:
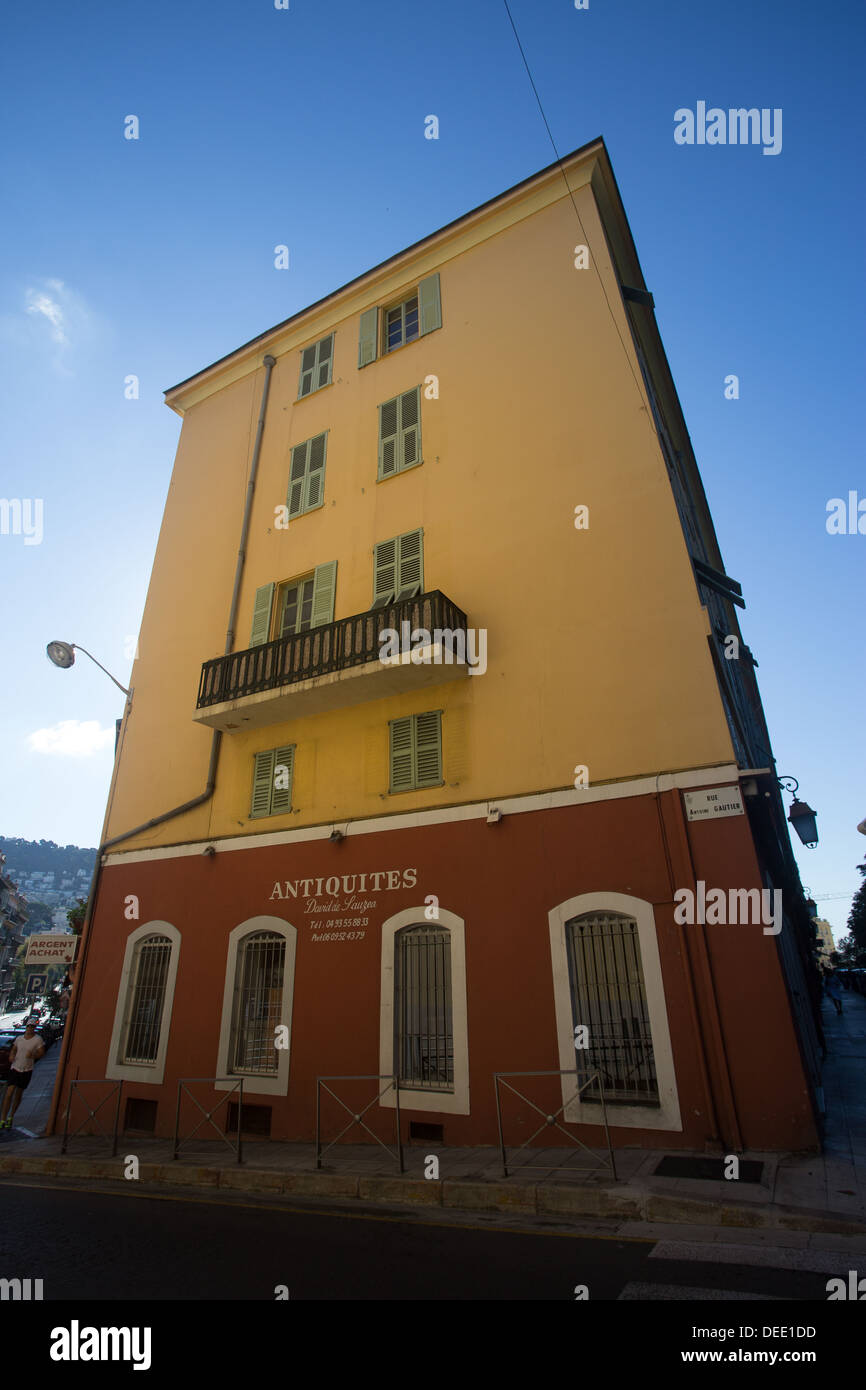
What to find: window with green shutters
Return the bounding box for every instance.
[250,561,338,646]
[372,529,423,608]
[250,745,295,818]
[297,335,333,398]
[358,273,441,368]
[287,432,327,519]
[389,712,442,792]
[378,388,421,479]
[386,294,419,352]
[277,575,315,637]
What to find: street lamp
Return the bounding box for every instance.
[46,641,130,697]
[778,776,819,849]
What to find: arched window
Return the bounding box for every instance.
[566,911,658,1104]
[379,907,469,1116]
[107,921,181,1085]
[228,931,286,1076]
[395,925,453,1090]
[121,934,172,1065]
[549,893,680,1130]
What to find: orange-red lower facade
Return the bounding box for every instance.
[56,781,821,1154]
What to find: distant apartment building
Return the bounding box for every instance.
[0,858,28,1010]
[55,139,822,1153]
[814,919,836,969]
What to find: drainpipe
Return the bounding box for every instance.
[48,354,277,1134]
[653,786,722,1146]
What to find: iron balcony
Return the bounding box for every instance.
[194,589,471,731]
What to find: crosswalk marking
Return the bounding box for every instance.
[650,1241,855,1276]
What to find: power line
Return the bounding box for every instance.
[500,0,651,417]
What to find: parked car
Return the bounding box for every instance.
[0,1032,16,1082]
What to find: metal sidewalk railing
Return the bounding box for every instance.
[60,1079,123,1155]
[173,1077,244,1164]
[493,1069,617,1181]
[315,1074,403,1172]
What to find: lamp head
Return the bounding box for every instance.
[46,641,75,669]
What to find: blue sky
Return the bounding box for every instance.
[0,0,863,936]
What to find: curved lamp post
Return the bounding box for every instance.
[777,775,819,849]
[46,641,130,697]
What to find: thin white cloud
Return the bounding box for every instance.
[27,720,114,758]
[0,279,96,373]
[26,285,68,344]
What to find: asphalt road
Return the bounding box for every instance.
[0,1176,849,1302]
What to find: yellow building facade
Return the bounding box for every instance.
[56,140,823,1155]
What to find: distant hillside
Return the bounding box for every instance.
[1,837,97,910]
[1,837,97,877]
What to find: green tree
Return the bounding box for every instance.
[21,899,53,936]
[66,898,87,935]
[845,859,866,955]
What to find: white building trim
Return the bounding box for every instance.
[214,916,297,1097]
[102,763,750,867]
[548,892,682,1132]
[106,921,181,1085]
[379,906,470,1116]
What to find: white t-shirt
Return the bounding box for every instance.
[11,1034,43,1072]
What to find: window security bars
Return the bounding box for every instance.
[566,912,658,1104]
[230,932,285,1075]
[395,926,453,1090]
[122,934,171,1064]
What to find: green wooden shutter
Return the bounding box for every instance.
[399,388,420,469]
[397,528,423,599]
[287,441,309,518]
[304,432,327,510]
[414,712,442,786]
[250,583,275,647]
[373,538,397,606]
[311,560,337,627]
[358,307,378,367]
[298,345,316,398]
[316,334,333,389]
[379,396,399,478]
[299,336,333,397]
[418,273,441,335]
[389,717,414,792]
[270,745,295,814]
[251,749,276,817]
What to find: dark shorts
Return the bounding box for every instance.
[6,1069,31,1091]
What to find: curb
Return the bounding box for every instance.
[2,1152,865,1236]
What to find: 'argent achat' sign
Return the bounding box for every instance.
[24,934,78,965]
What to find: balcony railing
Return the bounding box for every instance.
[196,589,469,717]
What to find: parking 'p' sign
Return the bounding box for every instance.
[26,973,47,995]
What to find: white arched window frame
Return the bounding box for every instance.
[548,892,681,1132]
[379,906,470,1115]
[106,921,181,1085]
[215,916,297,1097]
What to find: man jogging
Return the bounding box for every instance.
[0,1018,45,1129]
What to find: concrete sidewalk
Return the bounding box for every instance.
[1,992,864,1236]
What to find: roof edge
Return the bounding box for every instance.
[164,136,607,407]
